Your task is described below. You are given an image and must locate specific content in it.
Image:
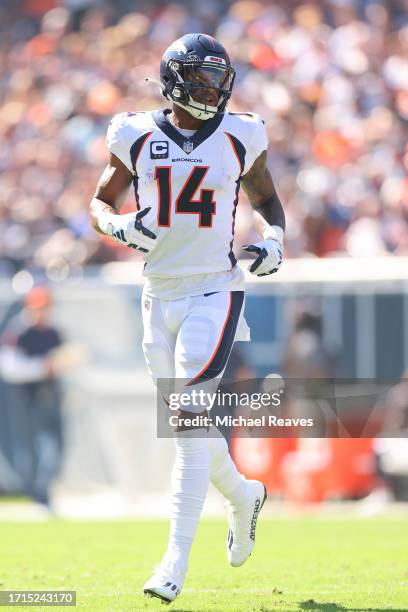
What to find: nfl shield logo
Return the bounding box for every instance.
[183,140,194,154]
[144,297,151,311]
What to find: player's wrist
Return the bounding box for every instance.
[263,225,284,246]
[98,210,125,236]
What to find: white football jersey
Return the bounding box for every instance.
[106,109,268,300]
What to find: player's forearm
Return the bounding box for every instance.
[90,156,134,234]
[252,195,286,244]
[241,151,285,244]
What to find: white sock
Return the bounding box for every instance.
[207,426,248,508]
[166,431,211,570]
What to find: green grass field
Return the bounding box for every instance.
[0,517,407,611]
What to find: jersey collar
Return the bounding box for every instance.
[152,109,224,155]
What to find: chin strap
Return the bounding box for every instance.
[145,77,216,120]
[174,99,215,120]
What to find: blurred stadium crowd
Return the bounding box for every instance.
[1,0,408,280]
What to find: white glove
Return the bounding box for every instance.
[105,207,157,253]
[243,238,283,276]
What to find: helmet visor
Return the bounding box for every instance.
[183,64,235,106]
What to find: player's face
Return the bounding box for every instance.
[184,66,231,107]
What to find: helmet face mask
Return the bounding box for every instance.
[160,34,235,120]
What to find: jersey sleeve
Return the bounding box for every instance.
[243,115,268,175]
[106,113,134,173]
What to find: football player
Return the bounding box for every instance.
[89,33,285,604]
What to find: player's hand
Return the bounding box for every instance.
[107,207,157,253]
[243,239,283,276]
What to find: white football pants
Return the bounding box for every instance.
[141,288,249,403]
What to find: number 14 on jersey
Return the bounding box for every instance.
[154,166,216,228]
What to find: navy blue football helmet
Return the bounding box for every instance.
[159,33,235,120]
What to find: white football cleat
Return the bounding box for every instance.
[226,479,267,567]
[143,556,186,604]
